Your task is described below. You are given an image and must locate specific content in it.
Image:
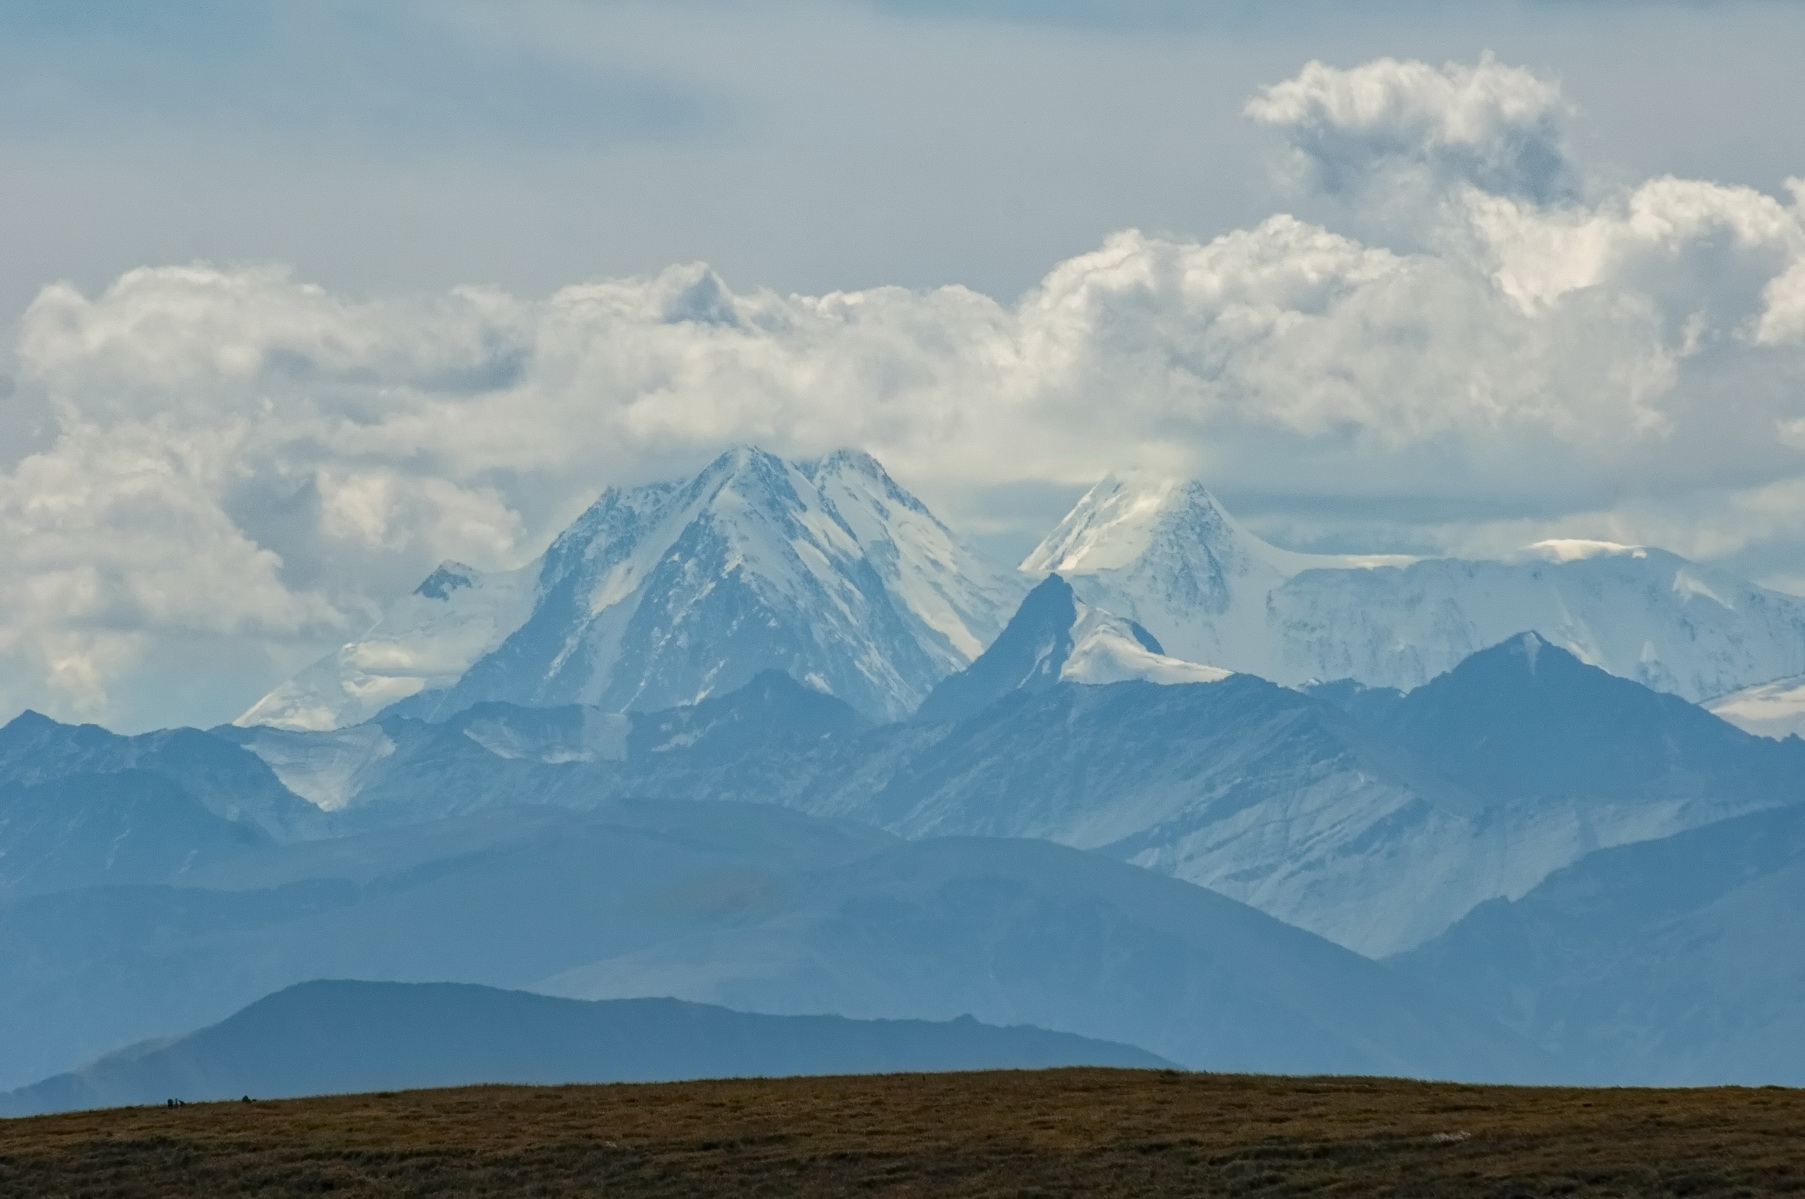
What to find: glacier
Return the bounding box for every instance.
[1031,473,1805,703]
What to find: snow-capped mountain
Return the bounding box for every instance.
[1021,475,1410,672]
[916,574,1228,724]
[236,562,538,732]
[1030,475,1805,702]
[238,448,1027,730]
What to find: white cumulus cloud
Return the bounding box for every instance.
[1246,53,1575,204]
[6,55,1805,730]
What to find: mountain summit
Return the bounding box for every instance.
[1022,475,1400,668]
[1029,475,1805,701]
[916,574,1228,723]
[241,448,1026,729]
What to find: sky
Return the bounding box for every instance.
[7,0,1805,731]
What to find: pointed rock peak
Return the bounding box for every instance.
[914,575,1079,723]
[414,561,479,600]
[915,573,1227,722]
[1016,572,1079,621]
[1431,632,1594,691]
[3,709,58,730]
[657,264,740,327]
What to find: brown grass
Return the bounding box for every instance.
[1,1068,1801,1197]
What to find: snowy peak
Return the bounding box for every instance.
[1031,474,1805,703]
[1023,475,1276,590]
[436,443,994,720]
[235,555,537,732]
[1061,606,1232,688]
[244,446,1025,731]
[1024,474,1322,666]
[915,574,1227,723]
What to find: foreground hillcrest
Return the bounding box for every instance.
[1030,473,1805,703]
[240,447,1027,729]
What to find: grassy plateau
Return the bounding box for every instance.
[1,1067,1800,1197]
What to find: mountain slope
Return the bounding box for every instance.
[0,980,1168,1116]
[1382,632,1805,806]
[1032,475,1805,702]
[0,771,267,898]
[239,448,1025,730]
[1394,802,1805,1085]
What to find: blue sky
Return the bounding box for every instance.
[6,0,1805,317]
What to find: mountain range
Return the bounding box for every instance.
[0,799,1544,1092]
[5,444,1805,1106]
[240,447,1805,733]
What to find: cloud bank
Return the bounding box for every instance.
[8,55,1805,730]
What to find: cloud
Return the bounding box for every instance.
[1246,54,1576,204]
[7,54,1805,730]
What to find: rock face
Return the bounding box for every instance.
[240,448,1026,730]
[1030,474,1805,703]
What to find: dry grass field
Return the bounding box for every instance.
[1,1067,1801,1197]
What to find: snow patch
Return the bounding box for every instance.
[1673,570,1734,609]
[1060,604,1232,687]
[1513,539,1647,563]
[1706,674,1805,740]
[234,724,397,811]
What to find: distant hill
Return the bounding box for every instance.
[0,800,1543,1092]
[0,979,1170,1116]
